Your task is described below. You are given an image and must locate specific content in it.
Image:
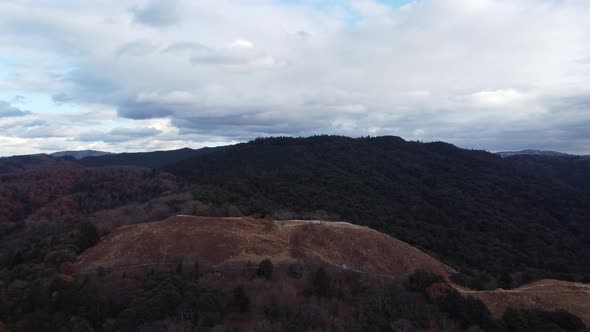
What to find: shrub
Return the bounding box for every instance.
[437,290,495,329]
[498,272,513,289]
[425,282,452,301]
[258,259,274,280]
[77,221,99,252]
[313,267,330,297]
[232,285,250,313]
[58,261,75,275]
[96,266,105,277]
[287,263,304,279]
[407,269,444,292]
[263,220,276,232]
[502,308,586,332]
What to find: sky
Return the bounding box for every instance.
[1,0,590,156]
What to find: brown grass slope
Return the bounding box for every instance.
[76,215,455,278]
[463,279,590,326]
[76,216,590,326]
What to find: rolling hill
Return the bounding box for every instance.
[465,279,590,326]
[0,154,62,175]
[76,215,455,278]
[77,215,590,327]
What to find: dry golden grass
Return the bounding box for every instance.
[76,215,455,278]
[463,279,590,326]
[76,215,590,325]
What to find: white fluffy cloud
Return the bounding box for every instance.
[1,0,590,155]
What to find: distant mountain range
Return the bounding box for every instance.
[496,149,576,157]
[50,150,113,159]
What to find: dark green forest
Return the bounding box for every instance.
[167,136,590,281]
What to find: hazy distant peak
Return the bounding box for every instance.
[496,150,573,158]
[50,150,113,159]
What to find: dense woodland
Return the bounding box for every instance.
[504,154,590,191]
[1,135,590,331]
[167,136,590,282]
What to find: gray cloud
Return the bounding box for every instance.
[162,42,207,53]
[130,0,181,27]
[10,95,27,104]
[116,40,157,57]
[0,101,31,117]
[3,0,590,155]
[117,100,175,119]
[77,127,162,143]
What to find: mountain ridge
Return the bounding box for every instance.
[497,149,576,158]
[50,150,113,159]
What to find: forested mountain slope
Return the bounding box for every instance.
[167,136,590,277]
[75,147,223,169]
[505,154,590,191]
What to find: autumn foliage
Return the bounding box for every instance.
[425,282,452,301]
[0,161,179,224]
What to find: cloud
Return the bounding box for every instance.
[116,40,157,57]
[10,95,27,104]
[460,90,533,107]
[117,99,175,120]
[0,101,31,117]
[77,127,162,143]
[187,41,284,69]
[130,0,181,27]
[2,0,590,154]
[228,39,254,49]
[162,42,207,53]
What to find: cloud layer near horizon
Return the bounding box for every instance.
[1,0,590,155]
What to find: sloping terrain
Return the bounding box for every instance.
[0,163,179,224]
[165,136,590,277]
[76,215,455,278]
[75,147,224,168]
[77,215,590,326]
[465,279,590,326]
[505,154,590,191]
[0,155,63,175]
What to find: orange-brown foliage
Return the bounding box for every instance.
[425,282,452,301]
[0,321,10,332]
[59,262,75,275]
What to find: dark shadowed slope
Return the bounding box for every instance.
[0,155,62,175]
[75,146,225,168]
[505,154,590,191]
[167,136,590,276]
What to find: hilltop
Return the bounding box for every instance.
[76,215,455,278]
